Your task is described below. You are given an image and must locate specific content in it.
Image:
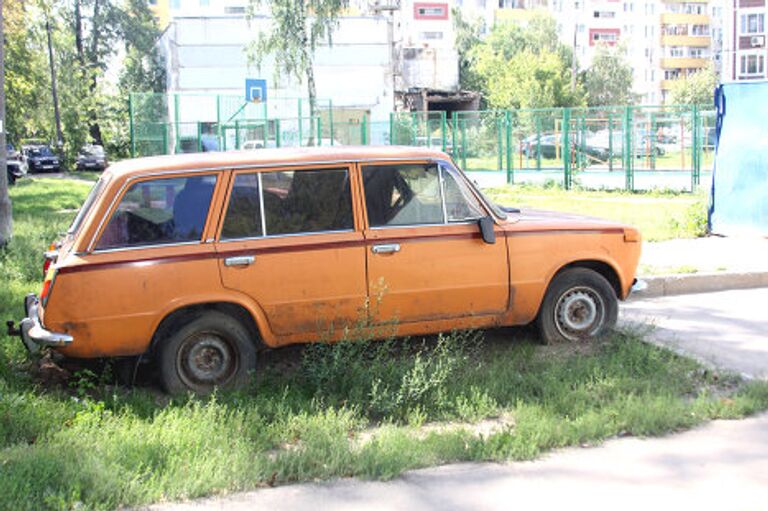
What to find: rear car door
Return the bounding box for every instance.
[361,161,509,325]
[215,164,367,340]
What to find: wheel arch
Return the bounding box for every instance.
[149,300,270,356]
[554,259,623,299]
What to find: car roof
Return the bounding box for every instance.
[105,146,450,179]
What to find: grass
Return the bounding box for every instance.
[485,184,708,241]
[1,178,766,510]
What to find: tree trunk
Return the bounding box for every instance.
[0,0,13,247]
[87,0,103,146]
[46,19,64,149]
[74,0,85,67]
[305,48,317,146]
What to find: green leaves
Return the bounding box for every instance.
[468,15,585,110]
[585,43,637,106]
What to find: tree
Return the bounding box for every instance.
[670,65,718,106]
[247,0,346,142]
[1,0,11,247]
[452,8,484,92]
[470,15,585,110]
[585,43,636,106]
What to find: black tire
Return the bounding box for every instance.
[157,311,257,394]
[536,268,618,344]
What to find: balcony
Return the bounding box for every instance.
[660,79,681,90]
[660,13,710,24]
[660,57,709,68]
[661,35,711,46]
[662,0,709,3]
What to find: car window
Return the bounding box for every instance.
[221,173,263,239]
[441,168,486,222]
[362,164,444,227]
[221,167,353,239]
[96,175,217,250]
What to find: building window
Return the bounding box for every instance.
[741,14,765,34]
[670,46,684,57]
[589,29,620,45]
[740,54,765,75]
[420,31,444,40]
[593,10,616,18]
[225,6,246,13]
[691,24,710,36]
[689,48,705,58]
[414,3,449,20]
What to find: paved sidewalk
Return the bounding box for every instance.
[146,412,768,511]
[621,288,768,379]
[641,236,768,274]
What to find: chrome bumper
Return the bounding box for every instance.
[16,294,73,353]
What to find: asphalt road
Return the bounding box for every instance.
[144,288,768,511]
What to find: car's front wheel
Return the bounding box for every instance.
[158,311,257,394]
[537,268,618,344]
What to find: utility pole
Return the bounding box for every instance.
[46,18,64,149]
[0,0,13,246]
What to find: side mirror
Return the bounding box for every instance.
[478,216,496,245]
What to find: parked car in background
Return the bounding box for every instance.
[6,143,28,185]
[8,146,642,394]
[76,144,108,171]
[24,144,61,173]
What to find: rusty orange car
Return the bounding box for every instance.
[8,146,642,393]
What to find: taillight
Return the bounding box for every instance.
[43,245,58,279]
[40,267,57,307]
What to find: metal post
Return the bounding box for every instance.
[197,122,202,152]
[235,120,240,149]
[497,115,503,171]
[536,116,542,172]
[650,112,657,171]
[692,104,700,190]
[317,117,322,145]
[216,95,222,150]
[174,93,180,153]
[506,111,513,184]
[389,112,394,145]
[129,94,136,158]
[608,113,613,172]
[441,111,447,152]
[623,106,633,192]
[275,119,281,148]
[461,119,467,170]
[563,108,571,189]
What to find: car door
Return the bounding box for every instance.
[361,161,509,325]
[215,164,367,340]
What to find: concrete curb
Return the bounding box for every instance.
[630,271,768,299]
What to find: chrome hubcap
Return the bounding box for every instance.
[555,287,605,341]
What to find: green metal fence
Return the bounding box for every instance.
[129,95,714,192]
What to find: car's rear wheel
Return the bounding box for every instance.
[537,267,618,344]
[158,311,256,394]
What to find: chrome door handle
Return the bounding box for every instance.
[224,255,255,267]
[371,243,401,254]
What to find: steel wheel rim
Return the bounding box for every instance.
[177,331,238,388]
[554,286,605,341]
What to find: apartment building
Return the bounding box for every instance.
[722,0,767,80]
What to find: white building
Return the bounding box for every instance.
[722,0,767,81]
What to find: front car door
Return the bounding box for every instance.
[215,164,367,343]
[361,160,509,326]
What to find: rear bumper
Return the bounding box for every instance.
[13,294,73,353]
[629,278,648,295]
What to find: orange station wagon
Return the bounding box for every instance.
[9,147,642,393]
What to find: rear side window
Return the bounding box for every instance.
[221,168,353,238]
[96,175,217,250]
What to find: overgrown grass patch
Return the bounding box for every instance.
[485,184,708,241]
[1,177,767,510]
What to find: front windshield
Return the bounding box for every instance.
[29,146,55,157]
[82,145,105,156]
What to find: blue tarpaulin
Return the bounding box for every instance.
[709,81,768,236]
